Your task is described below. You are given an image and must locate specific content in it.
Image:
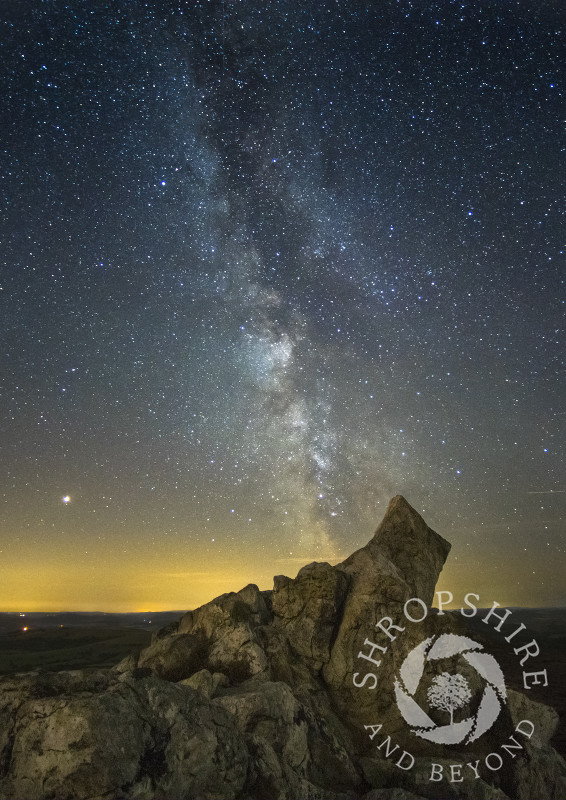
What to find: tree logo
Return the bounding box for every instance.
[394,633,506,745]
[427,672,472,725]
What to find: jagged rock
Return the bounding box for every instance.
[180,668,229,698]
[215,680,306,764]
[137,632,207,681]
[509,748,566,800]
[208,624,269,681]
[359,757,403,790]
[115,651,138,673]
[0,496,564,800]
[323,496,451,695]
[0,670,247,800]
[173,583,271,683]
[272,561,349,671]
[214,678,363,798]
[151,618,179,642]
[339,495,451,602]
[178,583,270,637]
[503,690,566,800]
[506,689,559,748]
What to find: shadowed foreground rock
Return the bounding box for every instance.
[0,496,564,800]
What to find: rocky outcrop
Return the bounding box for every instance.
[0,670,248,800]
[272,560,350,672]
[323,494,451,698]
[503,690,566,800]
[0,496,563,800]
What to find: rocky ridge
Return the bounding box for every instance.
[0,496,563,799]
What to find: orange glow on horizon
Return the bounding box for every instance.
[0,531,561,612]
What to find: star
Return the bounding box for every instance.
[0,0,562,611]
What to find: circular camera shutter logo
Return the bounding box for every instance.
[394,633,506,745]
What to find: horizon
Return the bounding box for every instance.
[3,507,565,611]
[2,2,563,613]
[2,506,566,612]
[2,604,566,615]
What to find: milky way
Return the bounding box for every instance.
[1,0,564,609]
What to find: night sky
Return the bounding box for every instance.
[1,1,564,612]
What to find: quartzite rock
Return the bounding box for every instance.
[0,496,564,800]
[272,560,350,671]
[0,670,247,800]
[323,495,451,695]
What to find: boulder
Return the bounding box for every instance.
[172,583,271,682]
[272,560,350,671]
[505,689,559,748]
[137,632,207,681]
[178,583,271,637]
[503,690,566,800]
[0,670,247,800]
[180,668,229,698]
[214,678,363,798]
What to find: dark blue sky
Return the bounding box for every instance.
[1,0,564,610]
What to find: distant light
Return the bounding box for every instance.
[62,495,71,504]
[22,627,28,632]
[161,180,166,186]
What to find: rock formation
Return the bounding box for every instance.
[0,496,563,800]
